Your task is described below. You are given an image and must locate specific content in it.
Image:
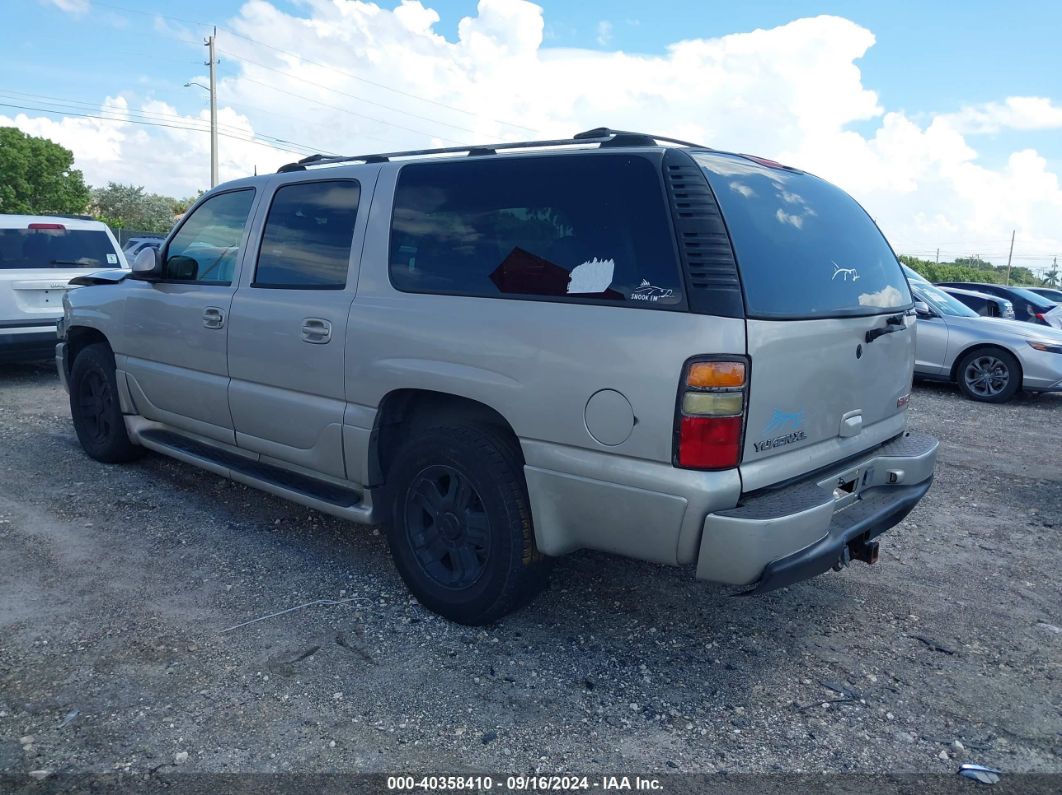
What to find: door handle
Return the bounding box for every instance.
[301,317,332,344]
[202,306,225,329]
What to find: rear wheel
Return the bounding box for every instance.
[956,347,1021,403]
[69,343,144,463]
[385,424,550,624]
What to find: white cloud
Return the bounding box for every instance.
[7,2,1062,266]
[40,0,90,14]
[596,20,613,46]
[943,96,1062,134]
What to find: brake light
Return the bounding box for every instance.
[675,358,747,470]
[1035,313,1047,324]
[28,223,65,230]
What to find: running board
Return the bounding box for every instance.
[136,427,376,525]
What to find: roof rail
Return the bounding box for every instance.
[276,128,709,173]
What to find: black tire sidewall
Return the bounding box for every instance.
[70,344,138,462]
[957,348,1021,403]
[386,426,538,624]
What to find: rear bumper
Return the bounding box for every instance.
[696,431,938,589]
[0,326,60,363]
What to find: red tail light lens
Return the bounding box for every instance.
[675,357,747,470]
[678,416,743,469]
[28,222,65,230]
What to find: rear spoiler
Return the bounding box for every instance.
[68,269,129,287]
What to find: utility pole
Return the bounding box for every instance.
[1004,229,1015,285]
[205,28,218,188]
[935,248,939,264]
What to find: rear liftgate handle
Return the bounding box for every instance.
[865,313,906,343]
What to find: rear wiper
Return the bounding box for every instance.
[49,259,90,266]
[865,313,906,343]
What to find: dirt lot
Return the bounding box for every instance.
[0,361,1059,779]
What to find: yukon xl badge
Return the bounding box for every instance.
[754,409,807,453]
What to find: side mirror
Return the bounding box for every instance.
[131,246,162,279]
[914,300,933,317]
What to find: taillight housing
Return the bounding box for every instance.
[674,356,748,470]
[28,222,65,230]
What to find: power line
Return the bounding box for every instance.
[0,100,319,157]
[0,89,336,156]
[216,46,483,136]
[236,76,462,144]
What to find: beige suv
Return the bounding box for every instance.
[57,129,938,624]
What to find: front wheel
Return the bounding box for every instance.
[385,425,551,625]
[69,343,144,463]
[956,347,1021,403]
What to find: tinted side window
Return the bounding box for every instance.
[389,155,683,308]
[165,189,255,284]
[254,180,360,288]
[963,295,988,315]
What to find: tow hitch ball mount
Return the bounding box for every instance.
[833,537,880,571]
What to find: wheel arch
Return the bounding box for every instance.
[65,326,112,376]
[949,342,1024,385]
[367,388,522,487]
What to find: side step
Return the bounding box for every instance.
[136,428,375,524]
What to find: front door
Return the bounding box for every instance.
[227,177,366,479]
[121,188,259,445]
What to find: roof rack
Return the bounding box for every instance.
[277,128,709,173]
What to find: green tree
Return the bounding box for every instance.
[91,182,180,234]
[1043,266,1059,288]
[0,127,91,215]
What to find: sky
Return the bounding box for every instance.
[2,0,1061,272]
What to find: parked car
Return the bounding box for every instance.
[935,281,1060,328]
[0,214,127,363]
[1028,286,1062,303]
[905,267,1062,401]
[57,128,938,624]
[938,286,1015,319]
[122,237,163,259]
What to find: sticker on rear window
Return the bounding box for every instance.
[832,262,859,282]
[566,257,615,295]
[106,253,118,264]
[631,279,674,302]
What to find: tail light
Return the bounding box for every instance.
[28,223,65,230]
[674,357,747,470]
[1035,312,1047,324]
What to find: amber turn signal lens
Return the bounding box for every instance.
[687,361,745,388]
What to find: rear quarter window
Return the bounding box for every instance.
[693,152,911,319]
[388,154,684,309]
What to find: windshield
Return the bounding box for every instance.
[913,283,979,318]
[694,152,912,319]
[0,228,120,269]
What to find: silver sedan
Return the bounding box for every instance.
[905,268,1062,402]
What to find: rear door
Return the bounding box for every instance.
[227,175,370,478]
[692,152,914,491]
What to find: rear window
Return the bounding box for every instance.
[389,154,684,309]
[693,152,912,319]
[0,228,120,269]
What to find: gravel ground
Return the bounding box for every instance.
[0,361,1059,779]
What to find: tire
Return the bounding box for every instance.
[385,424,551,625]
[956,347,1021,403]
[69,343,144,463]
